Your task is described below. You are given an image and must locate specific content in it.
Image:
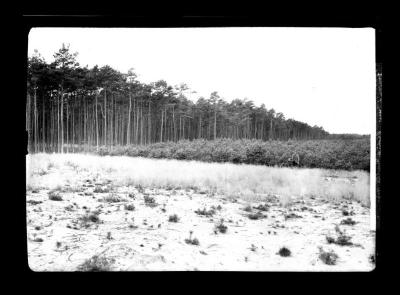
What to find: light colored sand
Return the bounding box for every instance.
[26,153,375,271]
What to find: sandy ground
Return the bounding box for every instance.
[26,155,375,271]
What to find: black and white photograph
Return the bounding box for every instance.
[25,26,377,271]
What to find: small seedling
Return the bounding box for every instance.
[214,219,228,234]
[318,247,339,265]
[48,190,63,201]
[106,232,112,240]
[278,247,291,257]
[137,184,145,193]
[168,214,179,222]
[369,254,376,264]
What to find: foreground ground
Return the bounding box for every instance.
[26,154,375,271]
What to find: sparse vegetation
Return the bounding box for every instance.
[77,255,115,272]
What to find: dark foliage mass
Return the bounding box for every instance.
[27,44,368,158]
[90,138,369,171]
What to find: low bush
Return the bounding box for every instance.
[278,247,291,257]
[168,214,179,222]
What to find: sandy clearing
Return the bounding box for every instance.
[26,154,375,271]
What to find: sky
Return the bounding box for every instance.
[28,27,376,134]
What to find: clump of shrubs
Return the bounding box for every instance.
[168,214,179,222]
[77,255,115,272]
[185,231,200,246]
[48,190,63,201]
[278,247,291,257]
[93,138,370,171]
[195,207,216,217]
[318,247,339,265]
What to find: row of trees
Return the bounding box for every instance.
[26,44,331,153]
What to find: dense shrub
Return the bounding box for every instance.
[93,138,370,171]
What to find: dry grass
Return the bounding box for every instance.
[26,153,371,206]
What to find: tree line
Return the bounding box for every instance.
[26,43,333,154]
